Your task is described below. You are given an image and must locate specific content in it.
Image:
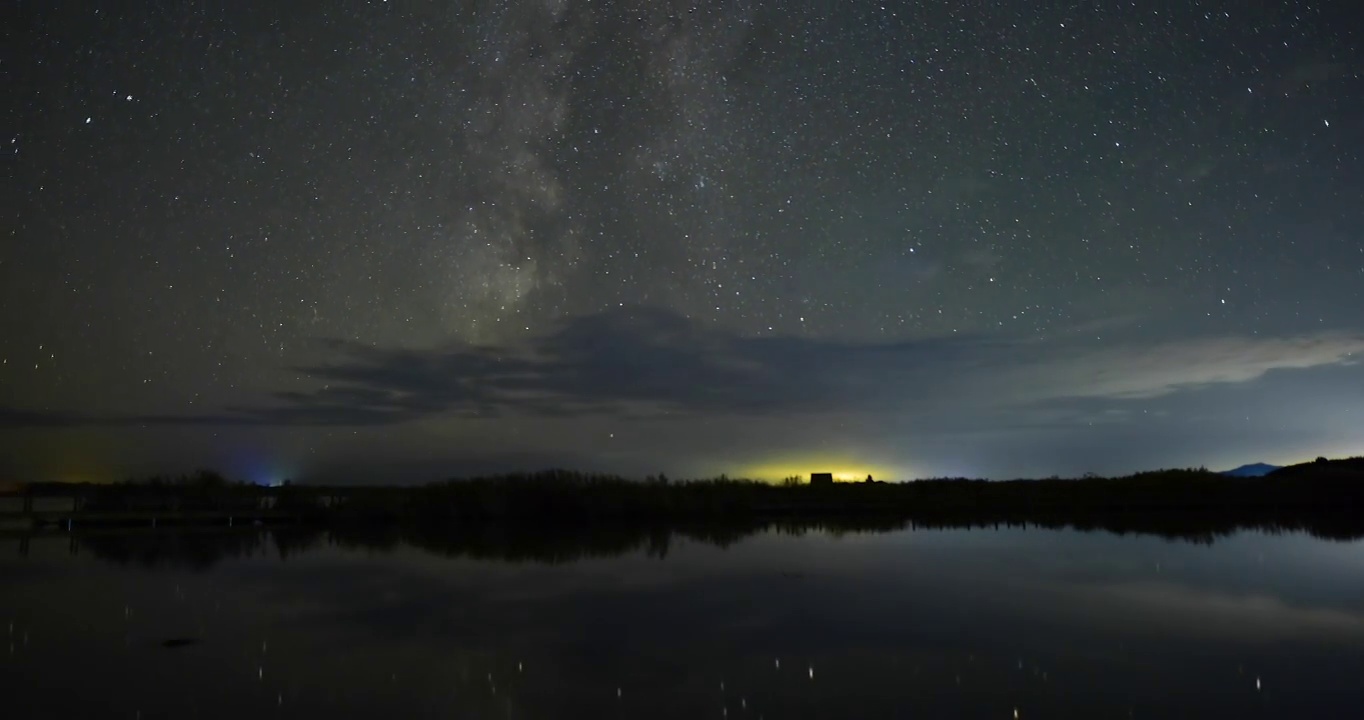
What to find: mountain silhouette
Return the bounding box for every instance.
[1220,462,1282,477]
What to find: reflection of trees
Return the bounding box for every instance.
[72,524,675,569]
[272,527,326,560]
[398,522,653,564]
[76,527,327,570]
[77,530,278,571]
[71,510,1364,571]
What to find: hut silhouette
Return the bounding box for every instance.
[810,472,834,486]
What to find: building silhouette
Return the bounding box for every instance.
[810,472,834,486]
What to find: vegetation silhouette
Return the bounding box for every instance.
[13,458,1363,553]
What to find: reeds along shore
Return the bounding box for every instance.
[7,458,1362,540]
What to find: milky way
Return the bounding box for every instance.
[7,1,1363,481]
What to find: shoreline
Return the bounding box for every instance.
[3,458,1359,540]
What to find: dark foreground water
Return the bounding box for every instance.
[2,525,1362,719]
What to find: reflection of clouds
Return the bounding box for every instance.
[1072,581,1364,642]
[754,529,1364,647]
[206,543,815,717]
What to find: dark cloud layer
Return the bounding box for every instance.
[6,307,1358,436]
[273,310,1363,425]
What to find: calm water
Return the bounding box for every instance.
[2,525,1362,719]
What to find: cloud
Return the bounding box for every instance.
[1007,333,1364,401]
[2,308,1360,428]
[1073,581,1364,642]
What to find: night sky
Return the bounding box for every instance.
[6,1,1363,484]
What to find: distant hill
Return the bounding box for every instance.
[1268,456,1364,479]
[1220,463,1282,477]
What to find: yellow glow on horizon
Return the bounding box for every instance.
[738,456,904,483]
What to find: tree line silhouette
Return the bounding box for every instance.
[9,458,1361,558]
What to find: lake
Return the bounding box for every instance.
[2,524,1362,718]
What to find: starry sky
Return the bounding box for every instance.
[5,0,1363,483]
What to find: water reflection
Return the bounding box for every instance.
[27,514,1364,571]
[2,523,1362,719]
